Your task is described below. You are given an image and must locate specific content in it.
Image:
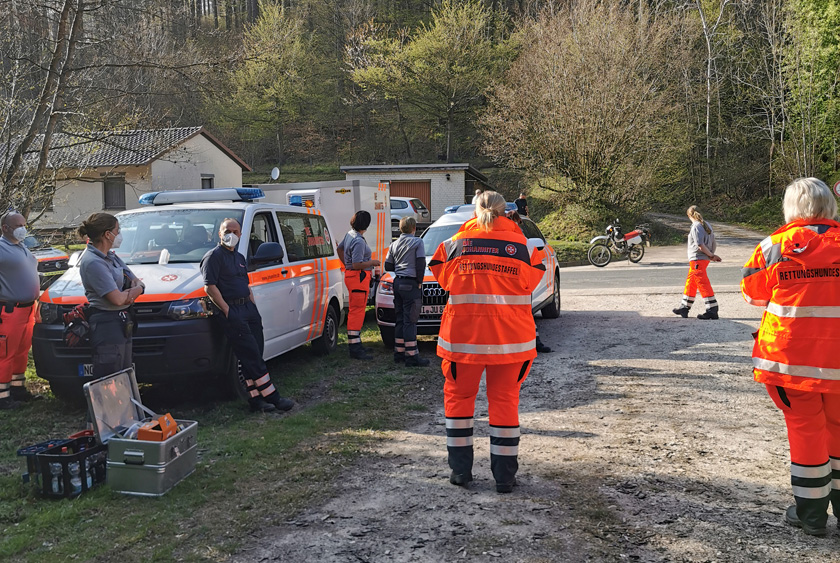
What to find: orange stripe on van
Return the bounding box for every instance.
[306,259,321,340]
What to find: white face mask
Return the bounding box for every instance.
[12,226,26,241]
[222,233,239,248]
[111,232,123,249]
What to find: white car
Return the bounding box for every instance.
[374,210,561,347]
[34,188,346,400]
[391,197,430,236]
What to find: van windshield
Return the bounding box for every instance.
[420,223,462,256]
[114,209,245,265]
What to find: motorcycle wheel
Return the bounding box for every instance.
[587,243,611,267]
[628,244,645,263]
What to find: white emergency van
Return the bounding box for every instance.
[33,188,346,400]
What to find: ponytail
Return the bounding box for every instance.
[687,205,711,235]
[475,191,506,232]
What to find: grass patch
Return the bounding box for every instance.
[0,313,433,562]
[548,240,589,263]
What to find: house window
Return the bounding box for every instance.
[103,176,126,210]
[201,175,214,189]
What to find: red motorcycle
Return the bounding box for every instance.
[587,219,651,267]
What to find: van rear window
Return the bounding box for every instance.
[114,209,244,264]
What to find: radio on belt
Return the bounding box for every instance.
[83,368,198,496]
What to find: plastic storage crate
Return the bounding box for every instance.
[33,436,107,499]
[16,439,72,488]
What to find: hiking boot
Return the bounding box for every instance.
[672,307,689,318]
[11,387,40,402]
[496,479,517,494]
[0,396,20,410]
[449,471,472,488]
[536,339,552,353]
[266,394,294,412]
[349,345,373,360]
[394,352,405,363]
[249,398,277,413]
[785,505,827,537]
[697,307,719,320]
[405,355,430,367]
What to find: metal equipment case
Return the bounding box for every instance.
[84,368,198,496]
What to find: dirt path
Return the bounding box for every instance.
[233,222,837,563]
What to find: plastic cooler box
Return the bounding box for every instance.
[84,368,198,497]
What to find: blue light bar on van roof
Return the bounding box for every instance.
[139,188,266,206]
[289,195,303,207]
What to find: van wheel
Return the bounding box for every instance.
[223,351,250,402]
[312,305,339,355]
[541,273,561,319]
[379,325,395,349]
[48,379,86,405]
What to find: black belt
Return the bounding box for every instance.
[0,300,35,309]
[229,297,249,305]
[395,276,416,280]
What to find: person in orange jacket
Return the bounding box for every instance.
[337,211,380,360]
[429,191,546,493]
[741,177,840,536]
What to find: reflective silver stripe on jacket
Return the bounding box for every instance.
[791,462,831,479]
[766,302,840,318]
[792,483,832,499]
[490,427,521,438]
[447,436,474,447]
[446,418,474,429]
[742,295,769,306]
[760,236,785,267]
[448,294,531,306]
[490,444,518,456]
[753,357,840,380]
[438,337,536,356]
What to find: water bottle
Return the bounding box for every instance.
[84,457,93,489]
[50,462,63,494]
[68,461,82,495]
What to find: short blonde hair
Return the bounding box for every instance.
[783,177,837,223]
[475,191,506,232]
[399,216,416,233]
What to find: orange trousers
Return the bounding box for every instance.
[683,260,714,299]
[766,384,840,528]
[0,305,35,384]
[442,360,532,426]
[344,270,370,342]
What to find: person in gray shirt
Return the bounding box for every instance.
[77,213,144,378]
[0,211,40,408]
[337,211,380,360]
[384,217,430,367]
[673,205,721,320]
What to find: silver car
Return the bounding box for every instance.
[391,197,430,236]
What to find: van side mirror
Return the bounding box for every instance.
[527,237,545,251]
[68,250,83,267]
[251,242,284,265]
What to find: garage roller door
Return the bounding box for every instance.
[389,180,431,212]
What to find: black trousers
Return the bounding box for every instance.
[215,301,268,384]
[394,277,422,348]
[89,309,133,378]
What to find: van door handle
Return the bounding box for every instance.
[281,269,289,276]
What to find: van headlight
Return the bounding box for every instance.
[167,298,211,320]
[39,302,60,324]
[379,280,394,296]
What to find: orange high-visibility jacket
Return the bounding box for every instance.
[429,216,546,365]
[741,219,840,393]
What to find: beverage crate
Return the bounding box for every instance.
[16,439,72,488]
[34,436,107,499]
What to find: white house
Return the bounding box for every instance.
[35,127,250,228]
[339,163,490,221]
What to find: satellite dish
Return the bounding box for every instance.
[270,167,280,181]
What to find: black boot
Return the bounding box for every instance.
[697,307,719,320]
[446,417,474,488]
[405,355,430,367]
[0,396,20,410]
[490,425,520,494]
[11,387,39,402]
[393,352,405,363]
[785,504,828,537]
[672,307,689,318]
[536,338,552,353]
[249,397,277,413]
[349,343,373,360]
[265,392,294,412]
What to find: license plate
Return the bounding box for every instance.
[78,363,94,377]
[421,305,445,315]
